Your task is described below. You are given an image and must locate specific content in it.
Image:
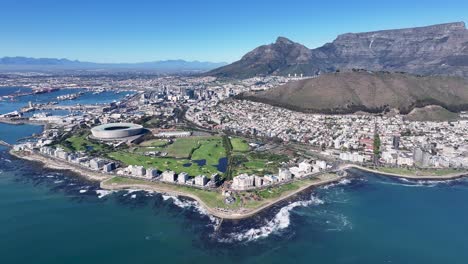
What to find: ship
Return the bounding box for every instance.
[56,91,84,101]
[32,88,60,94]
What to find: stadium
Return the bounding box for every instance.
[90,123,144,140]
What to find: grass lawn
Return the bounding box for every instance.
[255,182,300,199]
[137,136,221,159]
[161,137,201,158]
[108,151,220,176]
[120,136,227,176]
[61,134,107,152]
[230,137,250,152]
[377,167,463,176]
[191,137,226,165]
[139,139,169,147]
[231,152,288,176]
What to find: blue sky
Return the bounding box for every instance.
[1,0,467,63]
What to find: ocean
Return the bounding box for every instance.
[1,88,468,263]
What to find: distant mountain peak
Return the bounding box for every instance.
[0,56,227,72]
[275,37,295,45]
[207,21,468,78]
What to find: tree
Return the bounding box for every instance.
[373,133,381,159]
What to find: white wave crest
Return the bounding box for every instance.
[122,189,140,196]
[321,178,352,190]
[79,189,87,193]
[96,190,114,199]
[382,178,459,188]
[220,195,324,243]
[162,194,220,226]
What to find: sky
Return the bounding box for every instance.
[1,0,467,63]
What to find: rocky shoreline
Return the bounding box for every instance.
[100,174,344,220]
[10,150,468,220]
[10,150,343,219]
[9,150,111,182]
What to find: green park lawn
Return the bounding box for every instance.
[108,136,227,177]
[60,134,107,152]
[230,137,250,152]
[191,137,226,166]
[139,139,169,147]
[136,136,221,158]
[107,151,220,176]
[231,152,288,176]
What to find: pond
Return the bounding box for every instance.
[216,157,228,173]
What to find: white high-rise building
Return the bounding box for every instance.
[278,168,293,181]
[161,171,176,182]
[195,175,208,186]
[232,174,255,190]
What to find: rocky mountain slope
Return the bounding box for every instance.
[208,22,468,78]
[239,71,468,114]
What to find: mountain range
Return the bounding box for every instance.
[0,57,227,72]
[207,22,468,78]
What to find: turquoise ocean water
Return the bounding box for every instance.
[1,87,468,264]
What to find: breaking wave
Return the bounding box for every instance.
[162,194,220,227]
[219,195,324,243]
[380,177,464,188]
[321,178,352,190]
[122,189,140,196]
[95,189,115,199]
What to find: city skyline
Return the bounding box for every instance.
[2,0,467,63]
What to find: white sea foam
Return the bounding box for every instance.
[79,189,87,193]
[162,194,220,226]
[96,190,114,198]
[381,178,458,188]
[324,212,353,232]
[2,158,11,163]
[145,191,155,197]
[131,194,137,199]
[54,180,64,184]
[219,195,324,243]
[122,189,140,196]
[321,178,352,190]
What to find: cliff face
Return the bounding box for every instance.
[323,22,468,74]
[207,22,468,78]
